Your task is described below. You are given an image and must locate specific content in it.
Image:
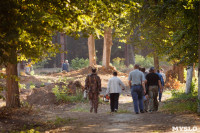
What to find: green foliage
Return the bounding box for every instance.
[112,57,126,71]
[46,116,74,127]
[135,54,154,68]
[33,59,49,69]
[19,83,26,89]
[161,84,198,114]
[29,84,35,90]
[19,129,40,133]
[40,83,45,87]
[52,85,85,103]
[71,58,89,70]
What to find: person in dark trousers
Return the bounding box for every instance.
[62,60,69,72]
[128,64,146,114]
[106,72,125,113]
[146,67,163,112]
[156,70,165,102]
[85,68,101,113]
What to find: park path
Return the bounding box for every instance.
[45,92,200,133]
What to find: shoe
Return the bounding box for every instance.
[145,110,148,112]
[136,112,139,114]
[140,110,144,113]
[90,107,93,113]
[94,109,97,113]
[114,109,118,112]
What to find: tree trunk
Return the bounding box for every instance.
[130,45,135,65]
[197,1,200,113]
[102,27,112,68]
[185,66,193,94]
[177,64,184,83]
[6,50,20,107]
[60,33,65,63]
[153,52,159,71]
[193,63,196,78]
[125,44,129,67]
[88,35,96,66]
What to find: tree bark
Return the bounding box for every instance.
[88,35,96,66]
[197,1,200,113]
[185,66,193,94]
[153,52,159,71]
[60,33,65,63]
[125,44,129,67]
[130,45,135,65]
[6,50,20,107]
[102,27,112,68]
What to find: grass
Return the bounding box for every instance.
[46,116,75,126]
[52,85,87,103]
[160,90,198,114]
[71,106,89,112]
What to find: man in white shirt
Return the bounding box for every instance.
[106,72,125,112]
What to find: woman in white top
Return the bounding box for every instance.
[106,72,125,112]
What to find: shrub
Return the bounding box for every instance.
[135,54,154,68]
[71,57,89,70]
[165,76,184,90]
[52,85,85,103]
[112,57,126,71]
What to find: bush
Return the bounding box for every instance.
[135,54,154,68]
[161,83,198,114]
[112,57,126,71]
[71,57,89,70]
[52,85,85,103]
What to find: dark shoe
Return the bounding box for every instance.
[94,109,97,113]
[136,112,139,114]
[90,107,93,113]
[149,110,153,113]
[140,110,144,113]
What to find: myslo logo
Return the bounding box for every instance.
[172,126,198,132]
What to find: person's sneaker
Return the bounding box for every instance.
[114,109,118,112]
[136,112,139,114]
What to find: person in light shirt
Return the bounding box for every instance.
[106,72,125,113]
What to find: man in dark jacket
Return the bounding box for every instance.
[62,60,69,72]
[85,68,101,113]
[146,67,162,112]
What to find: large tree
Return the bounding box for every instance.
[0,0,100,107]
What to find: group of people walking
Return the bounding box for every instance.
[84,64,165,114]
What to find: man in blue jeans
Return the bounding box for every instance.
[128,64,146,114]
[156,70,164,102]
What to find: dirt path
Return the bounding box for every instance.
[0,69,200,133]
[43,93,200,133]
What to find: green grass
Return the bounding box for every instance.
[70,107,88,112]
[160,91,198,114]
